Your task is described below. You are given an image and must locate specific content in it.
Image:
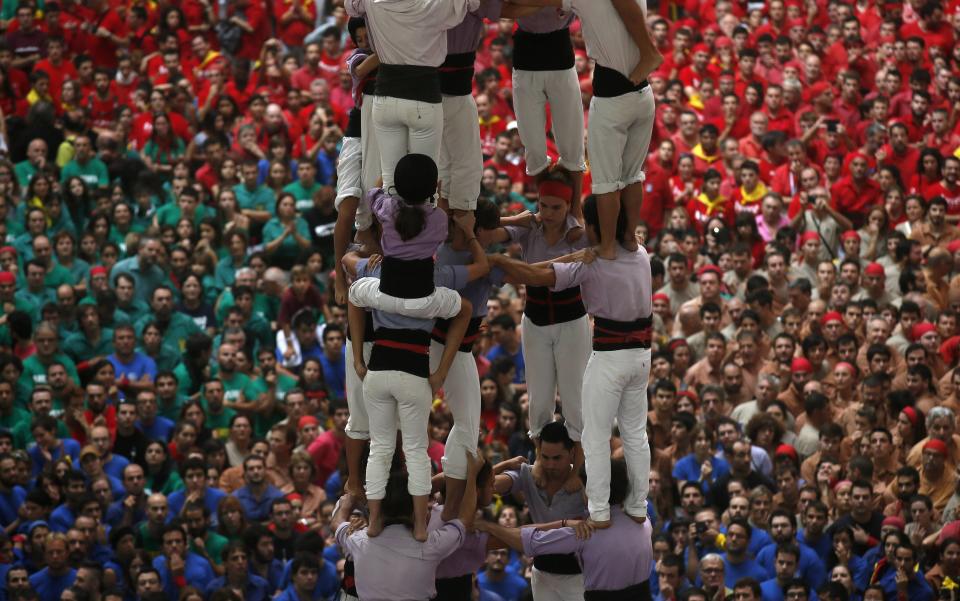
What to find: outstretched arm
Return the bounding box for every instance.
[488,254,558,287]
[477,520,524,551]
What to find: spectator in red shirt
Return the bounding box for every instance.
[880,122,922,186]
[477,93,506,161]
[831,152,883,227]
[273,0,316,54]
[763,84,796,138]
[306,400,349,488]
[925,109,960,157]
[931,156,960,216]
[32,36,76,103]
[484,132,524,190]
[229,0,269,62]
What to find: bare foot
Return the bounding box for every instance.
[623,238,639,252]
[627,513,647,524]
[345,478,366,504]
[588,518,612,529]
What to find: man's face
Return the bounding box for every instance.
[245,459,265,484]
[726,524,749,553]
[770,516,794,543]
[26,265,45,289]
[151,289,174,317]
[137,572,161,596]
[775,552,798,581]
[804,507,827,535]
[45,540,67,572]
[701,560,724,588]
[731,442,752,472]
[162,530,186,558]
[729,496,750,520]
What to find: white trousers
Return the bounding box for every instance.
[344,338,374,440]
[334,136,375,230]
[521,315,590,441]
[582,347,651,522]
[531,567,586,601]
[430,340,479,480]
[512,68,586,176]
[360,94,381,194]
[363,369,432,499]
[439,94,482,211]
[587,87,655,195]
[373,95,443,191]
[349,277,462,320]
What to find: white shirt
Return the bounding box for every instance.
[562,0,646,77]
[345,0,480,67]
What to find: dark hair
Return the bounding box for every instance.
[382,468,414,529]
[393,154,438,241]
[539,421,574,450]
[583,194,628,244]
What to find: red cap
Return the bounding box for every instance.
[947,240,960,254]
[840,230,861,242]
[791,357,813,373]
[788,17,806,29]
[882,516,906,531]
[285,492,303,502]
[809,81,832,98]
[90,266,107,277]
[912,322,937,341]
[775,444,799,462]
[821,311,843,326]
[864,262,885,277]
[0,272,14,285]
[834,361,856,375]
[924,438,949,456]
[902,406,920,427]
[652,293,670,304]
[692,43,711,55]
[0,246,16,256]
[941,336,960,365]
[715,36,733,48]
[800,231,820,244]
[298,415,319,429]
[697,264,723,279]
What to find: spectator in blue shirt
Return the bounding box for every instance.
[49,474,88,533]
[135,389,175,442]
[760,544,802,601]
[244,524,286,593]
[484,315,525,384]
[0,454,26,526]
[28,533,76,601]
[477,548,528,601]
[877,541,933,601]
[233,455,285,522]
[203,542,271,599]
[108,325,158,396]
[275,553,328,601]
[317,324,346,400]
[723,519,769,588]
[673,424,731,496]
[756,510,826,589]
[28,415,80,477]
[167,458,227,525]
[152,523,215,599]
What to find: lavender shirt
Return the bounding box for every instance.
[436,244,503,318]
[368,188,448,260]
[429,505,489,579]
[551,245,653,321]
[346,48,371,107]
[521,508,653,591]
[517,6,574,34]
[344,0,481,67]
[447,1,502,54]
[506,462,587,523]
[505,214,586,264]
[336,519,466,600]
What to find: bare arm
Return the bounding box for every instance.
[355,54,380,79]
[347,301,368,379]
[477,520,525,551]
[430,299,474,392]
[488,254,558,287]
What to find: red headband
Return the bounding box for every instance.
[539,180,573,204]
[902,406,919,427]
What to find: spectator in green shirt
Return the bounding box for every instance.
[59,135,109,189]
[110,238,171,305]
[262,193,311,270]
[234,161,275,224]
[154,187,216,230]
[14,139,47,189]
[282,161,322,212]
[134,286,202,354]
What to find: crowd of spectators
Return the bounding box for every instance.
[0,0,959,600]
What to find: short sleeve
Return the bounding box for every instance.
[521,526,581,557]
[551,261,587,291]
[504,225,530,247]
